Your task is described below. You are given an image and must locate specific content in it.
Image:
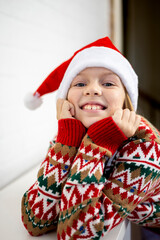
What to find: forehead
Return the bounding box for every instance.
[76,67,116,76]
[71,67,122,86]
[70,67,124,89]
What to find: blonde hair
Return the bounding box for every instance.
[124,92,134,111]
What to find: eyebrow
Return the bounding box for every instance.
[71,77,84,86]
[71,71,121,87]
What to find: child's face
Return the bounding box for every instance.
[67,67,125,128]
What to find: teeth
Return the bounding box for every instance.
[83,105,103,110]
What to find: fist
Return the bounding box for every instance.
[56,99,75,120]
[112,109,141,138]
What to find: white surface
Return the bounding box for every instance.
[0,0,110,189]
[0,165,129,240]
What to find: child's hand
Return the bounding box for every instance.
[112,109,141,138]
[56,99,75,120]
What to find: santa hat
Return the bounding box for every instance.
[24,36,138,111]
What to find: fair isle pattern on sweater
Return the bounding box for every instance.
[21,117,160,239]
[21,142,78,236]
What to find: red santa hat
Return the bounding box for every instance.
[24,36,138,111]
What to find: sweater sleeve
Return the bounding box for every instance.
[57,117,160,239]
[127,185,160,228]
[57,117,127,239]
[102,117,160,230]
[21,118,86,236]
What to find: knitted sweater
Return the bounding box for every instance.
[21,116,160,239]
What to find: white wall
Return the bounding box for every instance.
[0,0,111,189]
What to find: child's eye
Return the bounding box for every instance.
[103,82,114,87]
[74,82,86,87]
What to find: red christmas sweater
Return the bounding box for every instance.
[21,116,160,239]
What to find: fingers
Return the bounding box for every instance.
[122,108,131,122]
[70,103,75,117]
[122,109,139,127]
[113,109,123,122]
[61,101,74,116]
[112,108,141,138]
[56,99,65,120]
[56,99,75,120]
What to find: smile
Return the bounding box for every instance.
[80,103,106,111]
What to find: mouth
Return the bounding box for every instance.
[80,103,107,111]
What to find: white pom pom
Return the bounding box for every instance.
[24,92,43,110]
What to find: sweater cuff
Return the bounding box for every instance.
[57,119,86,147]
[87,117,128,154]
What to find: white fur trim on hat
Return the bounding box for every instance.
[57,47,138,111]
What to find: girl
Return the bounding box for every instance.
[22,36,160,239]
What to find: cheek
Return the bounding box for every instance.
[107,90,125,107]
[67,89,75,104]
[67,89,80,110]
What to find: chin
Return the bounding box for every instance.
[81,117,103,129]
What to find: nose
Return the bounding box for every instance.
[83,82,102,96]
